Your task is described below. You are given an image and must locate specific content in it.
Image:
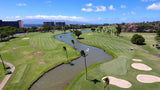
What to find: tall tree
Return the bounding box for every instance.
[80,50,88,80]
[0,54,6,72]
[71,40,75,49]
[74,30,82,39]
[104,77,110,90]
[116,24,122,36]
[63,46,69,63]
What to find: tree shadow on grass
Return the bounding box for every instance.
[89,79,101,84]
[0,37,17,42]
[77,37,84,39]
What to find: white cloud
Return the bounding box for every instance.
[82,3,106,12]
[95,6,106,12]
[120,5,126,8]
[86,3,92,7]
[108,5,115,10]
[45,1,52,4]
[4,15,160,24]
[81,8,93,12]
[141,0,156,2]
[131,11,136,15]
[16,3,27,6]
[147,2,160,10]
[25,15,85,21]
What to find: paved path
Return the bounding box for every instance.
[0,60,15,90]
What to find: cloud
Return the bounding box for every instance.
[108,5,115,10]
[120,5,126,8]
[131,11,136,15]
[16,3,27,6]
[95,6,106,12]
[147,2,160,10]
[122,11,136,16]
[45,1,52,4]
[25,15,86,21]
[4,15,160,24]
[86,3,92,7]
[82,3,106,12]
[141,0,156,2]
[81,8,93,12]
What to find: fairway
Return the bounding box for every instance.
[0,31,79,90]
[121,32,160,54]
[67,32,160,90]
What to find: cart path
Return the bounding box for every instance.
[0,60,15,90]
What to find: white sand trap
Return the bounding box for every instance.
[132,59,142,62]
[137,74,160,83]
[22,37,30,40]
[87,33,92,35]
[131,63,152,71]
[102,76,132,88]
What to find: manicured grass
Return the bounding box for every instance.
[67,32,160,90]
[0,63,6,83]
[121,32,160,54]
[0,31,79,90]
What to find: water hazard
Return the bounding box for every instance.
[30,30,113,90]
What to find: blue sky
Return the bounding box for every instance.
[0,0,160,24]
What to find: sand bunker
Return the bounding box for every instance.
[87,33,92,35]
[137,74,160,83]
[102,76,132,88]
[22,37,30,40]
[131,63,152,71]
[132,59,142,62]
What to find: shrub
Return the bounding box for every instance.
[156,29,160,36]
[74,30,82,38]
[131,34,145,45]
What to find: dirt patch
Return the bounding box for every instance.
[132,59,142,62]
[39,59,46,65]
[22,37,30,40]
[131,63,152,71]
[12,47,16,50]
[137,74,160,83]
[102,76,132,88]
[34,52,43,58]
[87,33,93,35]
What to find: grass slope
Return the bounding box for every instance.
[0,63,7,83]
[121,32,160,54]
[0,31,79,90]
[67,32,160,90]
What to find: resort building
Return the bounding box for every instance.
[56,22,65,26]
[43,22,55,26]
[0,20,23,28]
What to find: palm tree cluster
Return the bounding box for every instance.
[94,24,122,36]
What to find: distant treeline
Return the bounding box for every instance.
[0,25,96,41]
[103,21,160,33]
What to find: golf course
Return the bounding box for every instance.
[0,30,160,90]
[66,31,160,90]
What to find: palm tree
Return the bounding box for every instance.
[71,40,75,49]
[104,77,110,90]
[0,54,6,72]
[80,50,88,80]
[63,46,69,63]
